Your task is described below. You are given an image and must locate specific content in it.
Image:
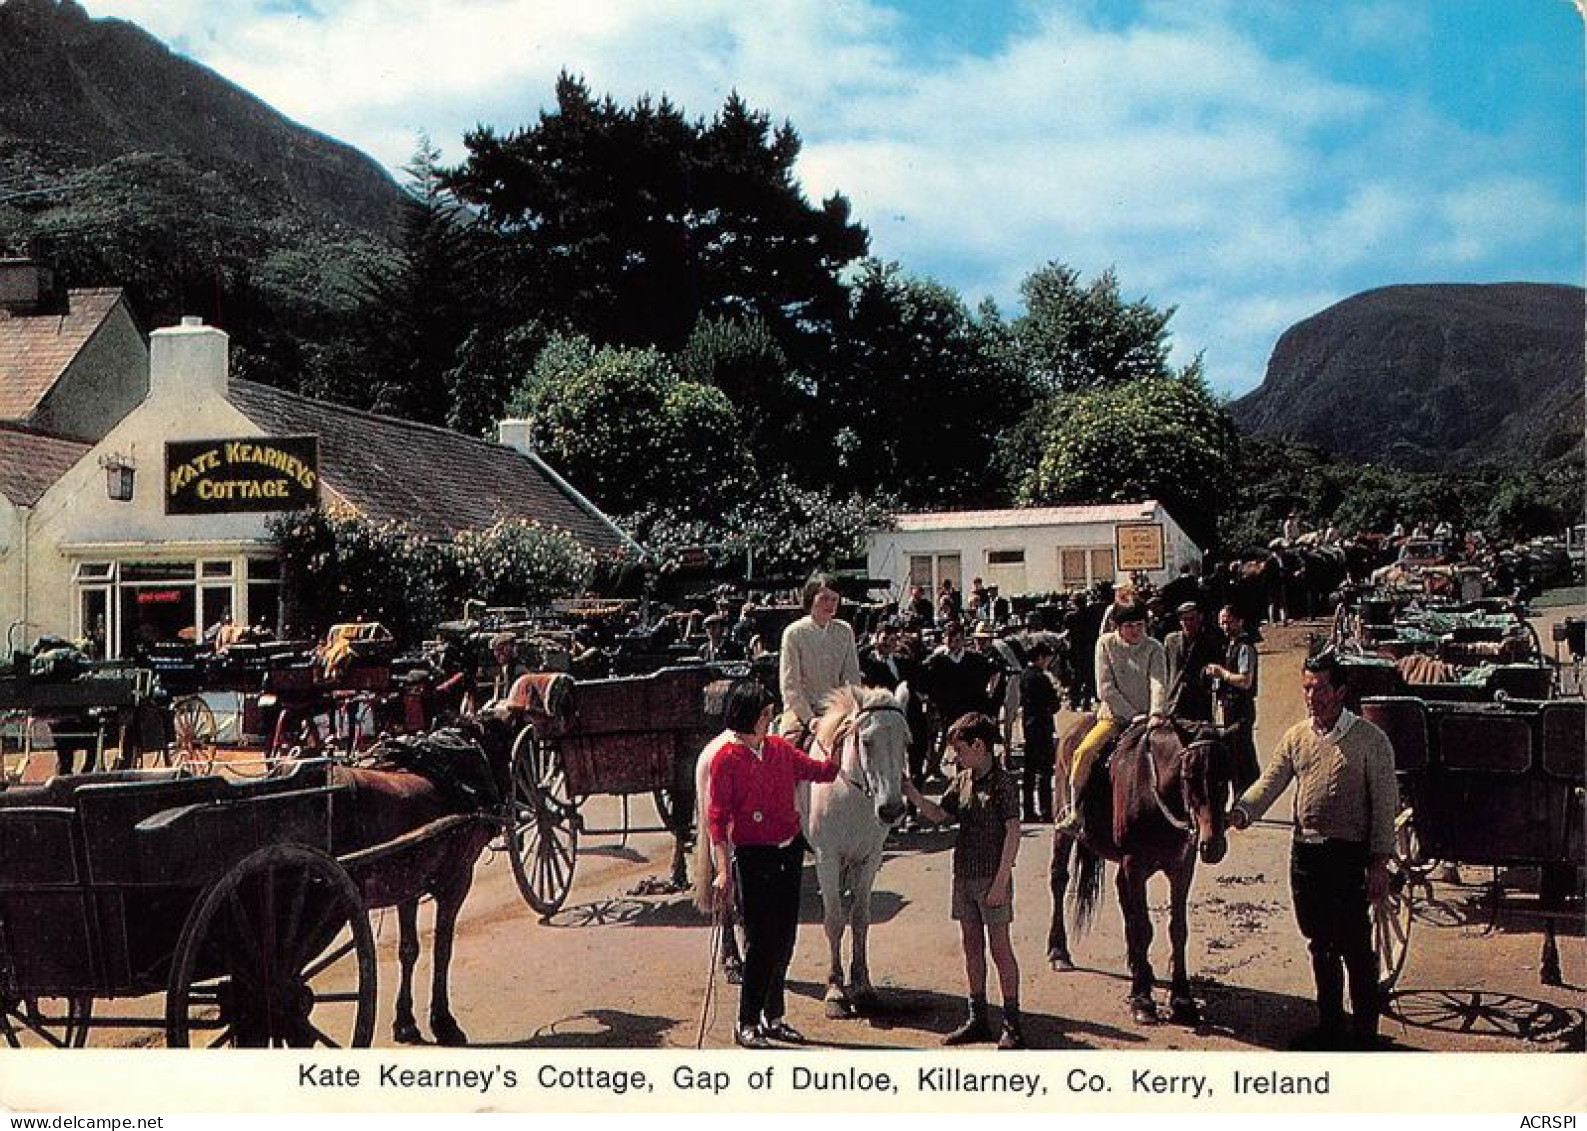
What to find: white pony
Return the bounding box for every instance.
[694,684,911,1017]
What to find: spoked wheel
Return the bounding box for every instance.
[0,995,93,1047]
[1393,805,1439,899]
[166,844,376,1047]
[171,696,219,774]
[1374,848,1416,992]
[505,726,578,917]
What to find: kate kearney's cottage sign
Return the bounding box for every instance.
[166,435,319,514]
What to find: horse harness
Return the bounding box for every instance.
[823,702,908,800]
[1145,734,1220,836]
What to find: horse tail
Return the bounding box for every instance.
[691,819,715,915]
[1068,841,1106,938]
[692,733,727,915]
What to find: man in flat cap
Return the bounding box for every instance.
[1163,601,1226,723]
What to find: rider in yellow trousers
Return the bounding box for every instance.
[1055,602,1168,841]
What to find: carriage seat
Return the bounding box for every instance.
[0,767,186,809]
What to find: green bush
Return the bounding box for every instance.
[270,511,595,641]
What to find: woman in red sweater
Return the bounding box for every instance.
[707,680,839,1048]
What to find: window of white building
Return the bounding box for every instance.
[984,548,1027,594]
[1057,546,1116,591]
[72,554,282,658]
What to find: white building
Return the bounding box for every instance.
[866,500,1200,601]
[1,286,634,658]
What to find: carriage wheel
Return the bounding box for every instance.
[1393,805,1439,897]
[166,844,376,1048]
[1374,850,1415,992]
[172,696,219,774]
[0,994,93,1048]
[505,726,578,917]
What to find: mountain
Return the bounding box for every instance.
[0,0,404,237]
[1230,283,1584,472]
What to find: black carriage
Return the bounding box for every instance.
[0,762,388,1046]
[1361,693,1584,989]
[0,663,178,779]
[141,638,319,768]
[504,665,725,917]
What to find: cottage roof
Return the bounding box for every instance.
[889,501,1164,532]
[0,289,126,421]
[225,379,634,551]
[0,423,91,506]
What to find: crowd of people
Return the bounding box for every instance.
[699,569,1396,1054]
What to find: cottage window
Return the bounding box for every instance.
[69,554,282,657]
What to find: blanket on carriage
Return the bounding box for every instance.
[364,728,500,811]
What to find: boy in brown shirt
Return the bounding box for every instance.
[905,713,1025,1049]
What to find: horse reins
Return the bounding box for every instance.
[1151,737,1220,834]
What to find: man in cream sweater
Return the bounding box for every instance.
[1229,652,1397,1050]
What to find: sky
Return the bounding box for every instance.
[79,0,1585,397]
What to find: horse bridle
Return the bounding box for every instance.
[1152,736,1220,834]
[829,703,908,799]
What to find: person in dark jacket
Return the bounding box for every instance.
[1017,640,1061,821]
[921,621,997,779]
[1163,602,1227,723]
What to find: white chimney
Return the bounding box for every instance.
[498,418,536,455]
[149,316,229,400]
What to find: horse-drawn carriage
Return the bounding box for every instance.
[0,692,601,1048]
[0,761,384,1046]
[504,664,725,917]
[1362,693,1584,989]
[1328,592,1559,706]
[0,661,178,780]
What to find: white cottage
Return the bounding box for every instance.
[1,310,635,658]
[866,501,1200,602]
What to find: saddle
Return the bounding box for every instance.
[369,728,500,811]
[1075,720,1157,839]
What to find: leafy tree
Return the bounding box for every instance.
[825,261,1030,505]
[445,75,868,360]
[357,137,489,423]
[1016,373,1238,547]
[1012,263,1180,393]
[677,315,809,476]
[508,334,746,519]
[443,319,551,437]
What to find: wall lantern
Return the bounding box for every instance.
[99,452,136,502]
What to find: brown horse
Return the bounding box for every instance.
[1046,716,1233,1025]
[329,713,518,1045]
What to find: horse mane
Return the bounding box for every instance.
[812,684,895,755]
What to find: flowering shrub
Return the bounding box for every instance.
[627,478,896,580]
[270,511,594,641]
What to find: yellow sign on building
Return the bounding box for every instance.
[1115,522,1165,572]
